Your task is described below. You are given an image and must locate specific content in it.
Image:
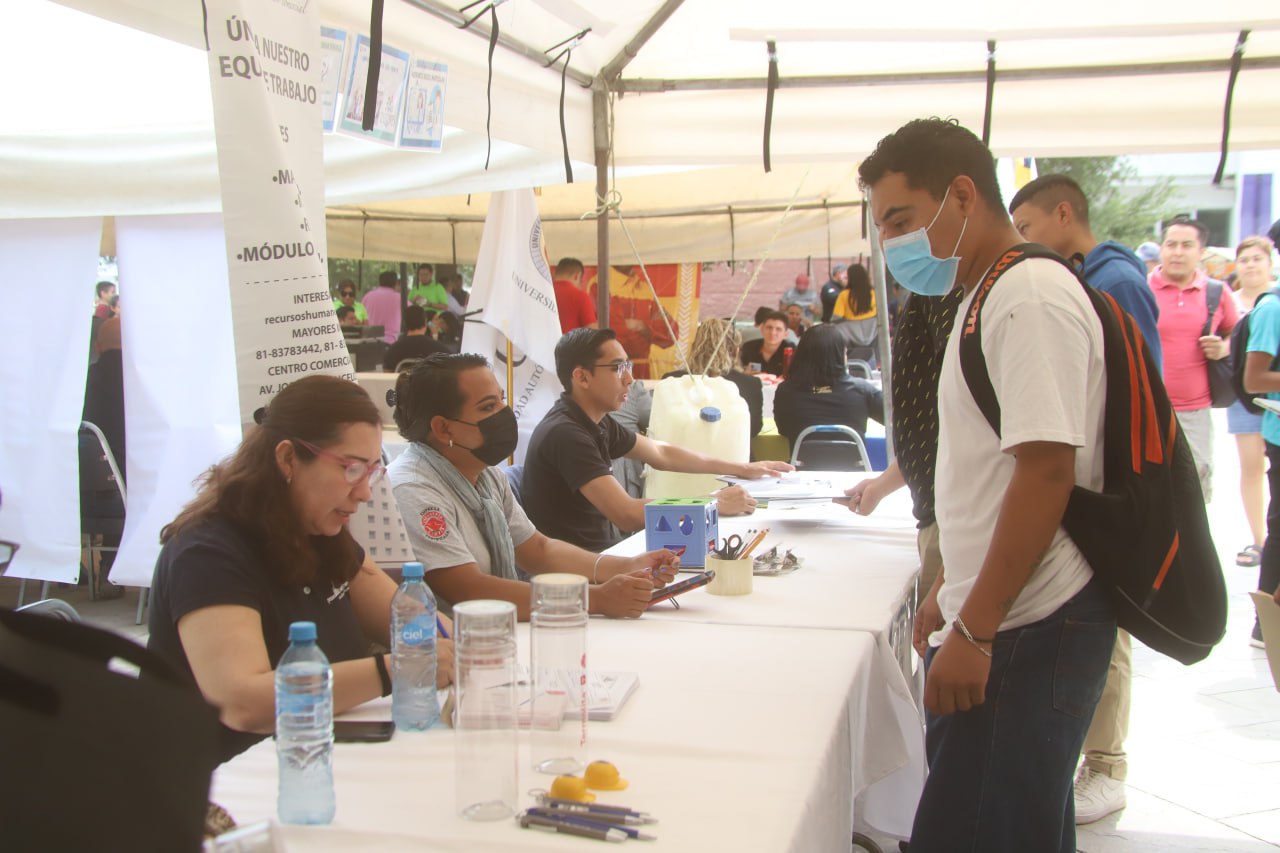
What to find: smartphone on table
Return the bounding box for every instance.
[648,570,714,607]
[333,720,395,743]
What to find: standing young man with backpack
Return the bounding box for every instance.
[1149,218,1238,502]
[1007,173,1160,824]
[860,118,1116,852]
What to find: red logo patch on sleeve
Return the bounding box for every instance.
[420,510,448,540]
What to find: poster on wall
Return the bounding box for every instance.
[338,33,410,145]
[318,26,348,132]
[584,264,700,379]
[205,0,354,425]
[399,58,448,151]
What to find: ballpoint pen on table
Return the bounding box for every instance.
[519,813,627,843]
[527,808,656,840]
[533,795,657,823]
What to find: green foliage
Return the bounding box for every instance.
[1034,156,1179,248]
[326,257,403,298]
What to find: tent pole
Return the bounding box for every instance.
[593,87,610,328]
[401,0,594,88]
[615,54,1280,92]
[599,0,687,84]
[866,202,893,461]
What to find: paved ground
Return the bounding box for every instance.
[4,412,1278,851]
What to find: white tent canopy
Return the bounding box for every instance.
[5,0,1280,261]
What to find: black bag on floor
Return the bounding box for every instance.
[0,607,221,852]
[959,244,1227,665]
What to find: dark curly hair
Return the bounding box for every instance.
[857,118,1005,215]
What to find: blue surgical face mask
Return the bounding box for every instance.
[881,186,968,296]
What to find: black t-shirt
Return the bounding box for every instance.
[147,515,370,763]
[522,394,638,551]
[739,338,795,376]
[890,289,964,527]
[773,376,885,447]
[382,334,449,372]
[663,369,764,437]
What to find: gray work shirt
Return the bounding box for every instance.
[388,442,536,615]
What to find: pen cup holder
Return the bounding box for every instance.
[705,556,752,596]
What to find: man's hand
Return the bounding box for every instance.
[736,460,795,479]
[1199,335,1229,360]
[837,476,885,516]
[923,631,992,716]
[435,640,456,687]
[594,573,655,618]
[913,586,944,659]
[712,484,758,516]
[631,549,680,587]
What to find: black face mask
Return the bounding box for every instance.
[452,406,519,466]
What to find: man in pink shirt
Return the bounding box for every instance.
[1149,218,1237,501]
[362,270,403,344]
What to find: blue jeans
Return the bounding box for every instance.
[910,579,1116,853]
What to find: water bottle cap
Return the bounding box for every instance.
[531,573,589,612]
[402,561,425,580]
[699,406,722,422]
[453,599,516,641]
[288,621,317,642]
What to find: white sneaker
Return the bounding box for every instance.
[1074,766,1126,824]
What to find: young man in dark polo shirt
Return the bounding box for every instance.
[522,328,794,552]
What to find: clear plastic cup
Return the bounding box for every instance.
[530,574,589,774]
[452,600,518,820]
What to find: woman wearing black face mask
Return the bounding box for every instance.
[386,353,679,620]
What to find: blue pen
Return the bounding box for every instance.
[526,808,656,841]
[435,614,450,639]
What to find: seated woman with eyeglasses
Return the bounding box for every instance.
[386,353,679,620]
[147,375,453,764]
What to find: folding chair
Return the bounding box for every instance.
[78,421,134,614]
[789,424,872,472]
[846,359,874,379]
[15,598,82,622]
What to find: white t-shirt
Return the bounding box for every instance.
[932,257,1106,645]
[388,443,537,614]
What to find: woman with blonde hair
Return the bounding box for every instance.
[664,318,764,437]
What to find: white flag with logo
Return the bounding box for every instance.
[462,189,563,464]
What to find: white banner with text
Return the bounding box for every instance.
[206,0,352,425]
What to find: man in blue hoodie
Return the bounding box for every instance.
[1008,173,1159,826]
[1010,174,1162,371]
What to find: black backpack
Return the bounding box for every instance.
[1229,288,1280,415]
[959,243,1226,665]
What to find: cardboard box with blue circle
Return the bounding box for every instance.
[644,498,719,568]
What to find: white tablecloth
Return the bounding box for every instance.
[605,478,925,838]
[212,622,880,853]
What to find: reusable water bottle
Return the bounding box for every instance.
[530,573,589,775]
[390,561,439,731]
[275,621,335,825]
[453,599,518,820]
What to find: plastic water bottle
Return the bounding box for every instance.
[391,561,439,731]
[275,621,335,825]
